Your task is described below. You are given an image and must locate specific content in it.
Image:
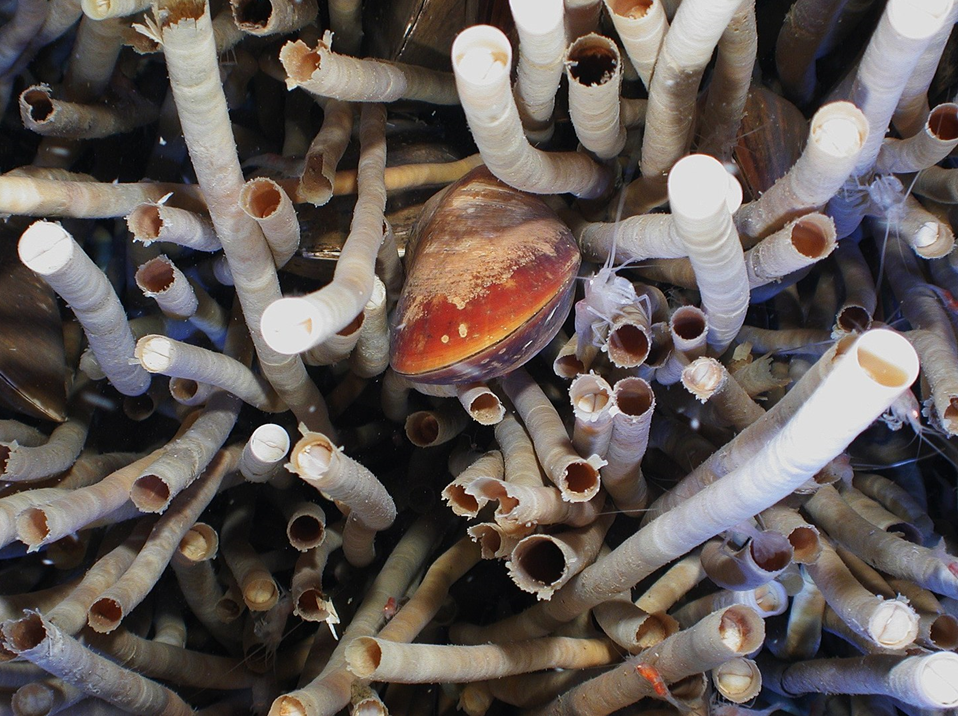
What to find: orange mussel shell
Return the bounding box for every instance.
[391,167,580,384]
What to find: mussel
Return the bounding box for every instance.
[390,167,580,384]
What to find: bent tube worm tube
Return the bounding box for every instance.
[603,0,668,89]
[135,256,199,321]
[876,102,958,174]
[19,84,159,138]
[127,203,220,252]
[565,34,627,159]
[239,178,300,267]
[451,25,611,199]
[299,99,352,207]
[230,0,317,36]
[509,0,566,142]
[452,329,919,643]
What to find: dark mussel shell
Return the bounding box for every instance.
[391,167,580,385]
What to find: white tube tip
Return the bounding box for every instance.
[261,297,326,355]
[18,221,76,275]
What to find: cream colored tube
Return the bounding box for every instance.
[350,276,390,379]
[299,100,352,207]
[745,213,837,289]
[655,305,708,385]
[570,373,615,459]
[496,412,546,489]
[240,423,290,483]
[542,605,765,716]
[914,165,958,203]
[281,31,458,104]
[451,329,918,644]
[405,402,470,448]
[833,239,876,335]
[0,410,88,482]
[840,487,922,541]
[667,154,748,353]
[573,212,683,265]
[778,568,825,659]
[852,473,935,543]
[159,0,331,435]
[700,533,793,590]
[672,582,789,626]
[735,102,868,244]
[230,0,317,36]
[19,221,149,396]
[451,25,611,199]
[19,84,159,138]
[714,657,762,703]
[877,103,958,173]
[806,485,958,598]
[565,34,626,159]
[510,0,565,141]
[135,255,198,320]
[261,104,386,356]
[455,382,505,426]
[601,376,654,515]
[604,0,668,88]
[442,451,506,518]
[80,0,149,19]
[346,636,619,683]
[593,595,677,653]
[761,505,822,564]
[768,653,958,710]
[327,0,361,55]
[239,178,300,267]
[501,368,605,502]
[1,612,192,716]
[873,193,955,259]
[469,523,520,559]
[635,551,707,615]
[682,357,765,431]
[136,335,285,412]
[508,515,613,599]
[846,0,954,174]
[127,204,220,252]
[774,0,846,105]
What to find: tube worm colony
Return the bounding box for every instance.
[4,0,958,714]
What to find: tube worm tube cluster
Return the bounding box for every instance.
[4,0,958,714]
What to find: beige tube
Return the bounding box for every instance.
[136,335,284,413]
[635,551,707,615]
[700,529,793,590]
[134,255,198,320]
[159,0,331,435]
[220,497,279,613]
[454,382,505,426]
[777,567,826,660]
[574,212,683,266]
[451,329,918,644]
[292,528,342,623]
[565,34,626,159]
[877,103,958,173]
[405,402,470,448]
[0,408,88,482]
[774,0,847,105]
[735,102,868,244]
[350,276,390,379]
[507,514,613,599]
[327,0,361,55]
[302,313,364,367]
[346,635,619,683]
[239,178,300,267]
[593,594,678,653]
[19,84,158,138]
[745,213,837,289]
[682,357,765,431]
[541,605,765,716]
[852,472,935,543]
[501,368,605,502]
[299,99,352,207]
[496,412,546,489]
[442,451,506,518]
[19,221,150,396]
[80,0,149,19]
[261,104,386,356]
[603,0,668,88]
[667,154,748,353]
[713,657,762,704]
[281,31,458,104]
[601,376,654,514]
[127,203,220,252]
[914,165,958,203]
[672,582,789,626]
[229,0,317,36]
[873,194,955,259]
[288,429,396,566]
[240,423,290,484]
[2,612,192,716]
[760,505,822,564]
[469,523,520,560]
[839,486,922,543]
[12,677,85,715]
[569,373,615,459]
[655,305,708,386]
[510,0,565,141]
[451,25,611,199]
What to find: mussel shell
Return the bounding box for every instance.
[391,167,580,384]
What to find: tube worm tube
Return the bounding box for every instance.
[779,568,826,659]
[672,582,789,626]
[0,408,88,482]
[326,0,360,55]
[443,451,506,518]
[806,537,919,650]
[86,447,240,634]
[667,154,749,353]
[405,402,470,448]
[350,276,390,379]
[510,0,565,142]
[135,255,198,320]
[220,497,279,613]
[839,486,922,544]
[888,578,958,651]
[603,0,668,88]
[774,0,848,105]
[468,523,519,560]
[158,0,331,435]
[127,204,220,252]
[682,358,765,432]
[285,501,326,553]
[452,329,918,644]
[0,174,204,218]
[18,221,149,396]
[12,677,85,715]
[240,423,290,484]
[735,102,868,244]
[573,213,683,265]
[507,514,613,600]
[565,34,626,159]
[697,0,757,160]
[136,335,285,413]
[569,373,614,459]
[500,369,605,502]
[261,104,386,356]
[635,551,707,615]
[288,430,396,567]
[292,528,343,623]
[846,0,954,175]
[745,213,837,289]
[451,25,611,199]
[877,103,958,173]
[713,657,762,704]
[543,605,765,716]
[271,515,442,716]
[593,593,678,653]
[239,178,300,267]
[914,165,958,203]
[230,0,317,36]
[299,100,352,207]
[700,531,794,591]
[872,194,955,259]
[765,653,958,710]
[1,612,193,716]
[80,0,149,19]
[19,84,158,139]
[455,382,505,426]
[302,313,364,366]
[601,376,654,515]
[281,31,457,104]
[833,239,876,336]
[806,485,958,597]
[852,473,936,544]
[346,635,619,683]
[760,505,822,564]
[606,305,653,368]
[655,305,708,386]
